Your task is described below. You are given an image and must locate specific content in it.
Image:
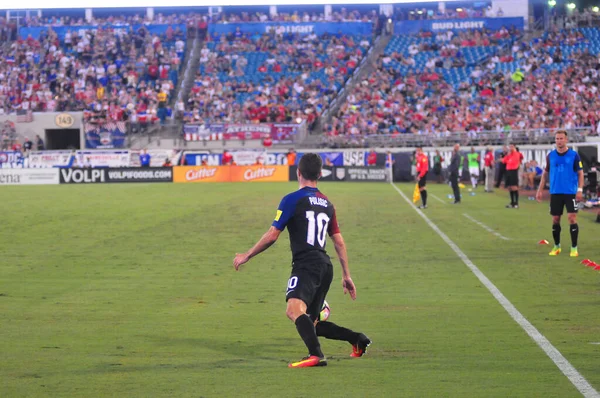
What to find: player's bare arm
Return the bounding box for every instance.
[576,169,584,201]
[536,170,548,202]
[331,233,356,300]
[233,226,282,270]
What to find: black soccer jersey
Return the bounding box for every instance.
[272,187,340,265]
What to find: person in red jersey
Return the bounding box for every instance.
[415,146,429,209]
[367,149,377,166]
[233,154,370,368]
[222,150,233,165]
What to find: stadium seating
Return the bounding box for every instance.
[185,32,371,125]
[0,22,185,125]
[324,26,599,145]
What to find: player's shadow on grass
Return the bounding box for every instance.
[148,335,297,365]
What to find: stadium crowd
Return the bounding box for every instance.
[215,9,379,23]
[323,26,600,143]
[183,30,370,125]
[395,6,506,21]
[0,22,184,125]
[4,6,600,140]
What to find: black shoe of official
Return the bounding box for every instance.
[350,333,372,358]
[417,205,428,209]
[453,201,461,204]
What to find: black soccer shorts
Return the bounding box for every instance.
[285,263,333,322]
[418,172,428,188]
[505,169,519,187]
[550,194,578,216]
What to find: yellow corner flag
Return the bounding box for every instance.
[413,183,421,204]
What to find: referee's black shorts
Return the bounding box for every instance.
[505,169,519,187]
[550,194,578,216]
[418,172,428,188]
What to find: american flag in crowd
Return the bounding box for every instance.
[16,110,33,123]
[84,123,96,133]
[185,132,224,141]
[85,121,127,133]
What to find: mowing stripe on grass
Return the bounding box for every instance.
[429,193,447,205]
[391,183,600,398]
[463,213,511,240]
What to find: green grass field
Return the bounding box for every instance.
[1,182,599,397]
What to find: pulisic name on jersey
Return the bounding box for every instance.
[309,197,328,207]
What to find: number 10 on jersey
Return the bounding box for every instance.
[306,211,330,248]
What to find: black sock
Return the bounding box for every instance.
[421,190,427,206]
[316,321,360,344]
[295,314,323,357]
[552,223,561,246]
[514,191,519,205]
[510,191,515,205]
[570,223,579,247]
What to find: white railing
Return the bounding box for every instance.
[318,127,592,148]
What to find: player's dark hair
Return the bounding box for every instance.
[298,153,322,181]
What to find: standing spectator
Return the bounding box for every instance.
[433,150,444,184]
[495,146,508,189]
[140,149,151,167]
[367,149,377,167]
[449,144,461,204]
[385,151,395,182]
[12,139,22,152]
[286,149,297,166]
[23,137,33,152]
[35,135,45,150]
[484,146,495,193]
[157,90,168,125]
[222,150,233,165]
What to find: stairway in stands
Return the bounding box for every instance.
[299,31,393,147]
[128,30,205,149]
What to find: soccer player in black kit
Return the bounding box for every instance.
[233,153,371,368]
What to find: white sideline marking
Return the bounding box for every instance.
[429,193,447,205]
[391,183,599,398]
[463,213,511,241]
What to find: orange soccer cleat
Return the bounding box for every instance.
[288,355,327,368]
[351,333,372,358]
